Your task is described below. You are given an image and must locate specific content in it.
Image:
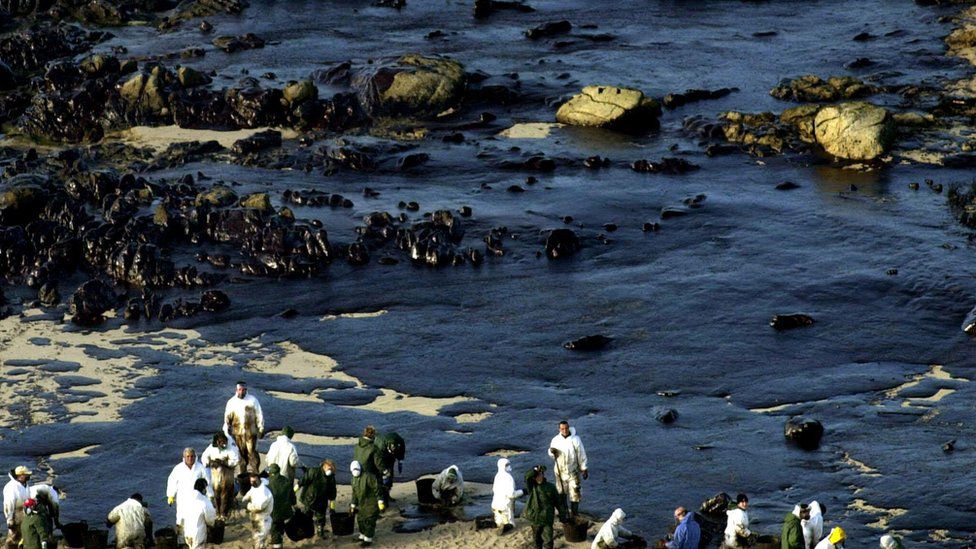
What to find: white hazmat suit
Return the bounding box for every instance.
[548,426,588,504]
[166,460,211,527]
[180,491,216,549]
[265,435,299,480]
[242,482,273,549]
[107,497,151,549]
[592,508,632,549]
[490,458,523,528]
[803,501,824,549]
[724,505,751,547]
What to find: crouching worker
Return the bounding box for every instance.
[592,508,633,549]
[491,458,523,536]
[298,460,337,538]
[350,460,384,546]
[107,494,152,549]
[815,527,846,549]
[431,465,464,506]
[880,534,905,549]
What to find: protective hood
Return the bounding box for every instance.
[792,504,802,519]
[350,461,362,477]
[610,508,626,525]
[496,458,510,474]
[880,535,896,549]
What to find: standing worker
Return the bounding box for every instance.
[225,381,264,475]
[298,460,337,538]
[522,464,567,549]
[430,465,464,506]
[490,458,523,536]
[166,448,211,535]
[266,464,295,549]
[19,499,50,549]
[353,427,386,496]
[724,493,752,547]
[667,507,701,549]
[3,465,31,549]
[242,471,273,549]
[547,420,588,517]
[106,493,152,549]
[803,501,825,549]
[349,461,384,547]
[180,479,216,549]
[201,432,239,521]
[814,527,846,549]
[592,508,633,549]
[782,504,810,549]
[374,431,405,503]
[266,427,300,482]
[27,485,59,534]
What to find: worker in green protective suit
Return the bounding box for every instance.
[522,465,567,549]
[349,461,384,547]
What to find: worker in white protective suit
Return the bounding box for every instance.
[490,458,523,535]
[430,465,464,506]
[803,501,825,549]
[592,508,633,549]
[224,381,264,475]
[265,426,300,481]
[28,484,60,533]
[548,420,588,517]
[166,448,212,533]
[106,493,152,549]
[181,479,216,549]
[241,471,273,549]
[724,493,752,547]
[814,526,846,549]
[3,465,31,549]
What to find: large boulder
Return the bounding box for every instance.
[814,101,894,161]
[556,85,661,133]
[784,416,824,450]
[69,279,118,325]
[353,54,466,118]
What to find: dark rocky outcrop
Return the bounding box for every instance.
[353,53,466,119]
[770,313,815,330]
[784,417,824,450]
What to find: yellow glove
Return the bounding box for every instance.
[378,500,386,511]
[167,497,174,506]
[329,501,335,511]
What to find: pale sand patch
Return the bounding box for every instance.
[498,122,562,139]
[245,341,361,386]
[849,498,907,529]
[115,125,300,153]
[320,311,388,321]
[454,412,492,424]
[883,364,969,408]
[347,388,477,417]
[841,452,880,477]
[289,434,358,447]
[49,444,100,461]
[265,390,323,403]
[483,449,529,458]
[0,312,159,425]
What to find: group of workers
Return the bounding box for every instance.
[1,381,914,549]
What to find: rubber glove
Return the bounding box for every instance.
[167,496,174,506]
[378,500,386,511]
[349,504,356,514]
[581,469,589,480]
[329,501,335,510]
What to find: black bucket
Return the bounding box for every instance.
[474,515,496,530]
[207,520,225,544]
[154,528,178,549]
[62,521,88,548]
[84,528,108,549]
[562,517,589,543]
[330,512,354,536]
[237,473,252,497]
[416,478,436,505]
